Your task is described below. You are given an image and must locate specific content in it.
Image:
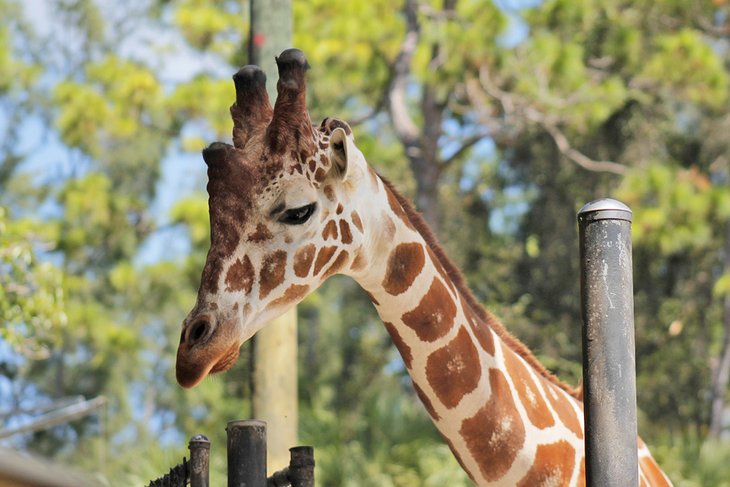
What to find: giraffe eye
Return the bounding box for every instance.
[279,203,316,225]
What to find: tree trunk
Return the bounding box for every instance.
[249,0,298,474]
[709,219,730,439]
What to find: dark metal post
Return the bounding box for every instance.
[189,434,210,487]
[578,199,638,487]
[227,419,267,487]
[288,446,314,487]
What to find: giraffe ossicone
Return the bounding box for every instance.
[174,48,673,487]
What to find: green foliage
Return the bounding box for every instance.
[0,208,66,357]
[619,165,730,255]
[3,0,730,485]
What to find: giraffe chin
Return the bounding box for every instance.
[175,343,241,388]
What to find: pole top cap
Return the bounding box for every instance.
[578,198,632,223]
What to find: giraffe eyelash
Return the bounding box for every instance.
[278,203,317,225]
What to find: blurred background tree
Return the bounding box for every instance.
[1,0,729,485]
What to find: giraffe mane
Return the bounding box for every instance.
[379,175,582,401]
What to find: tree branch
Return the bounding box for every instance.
[470,65,627,176]
[441,132,489,167]
[386,0,421,145]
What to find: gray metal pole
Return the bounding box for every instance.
[227,419,267,487]
[578,199,638,487]
[189,434,210,487]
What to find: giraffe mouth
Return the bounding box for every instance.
[176,341,241,388]
[210,343,241,374]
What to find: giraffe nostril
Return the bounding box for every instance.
[186,319,210,345]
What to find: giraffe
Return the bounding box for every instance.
[174,48,673,486]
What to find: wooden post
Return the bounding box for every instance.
[247,0,298,476]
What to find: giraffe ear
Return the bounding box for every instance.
[329,127,352,180]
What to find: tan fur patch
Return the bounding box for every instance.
[323,185,335,202]
[313,246,337,275]
[426,326,481,409]
[461,368,526,482]
[322,220,338,240]
[293,244,316,278]
[351,211,363,233]
[544,380,584,439]
[639,455,672,487]
[339,220,353,244]
[503,347,555,429]
[464,303,495,355]
[383,321,413,369]
[350,247,367,272]
[247,223,273,242]
[259,250,287,299]
[385,185,415,231]
[382,242,425,296]
[413,382,440,421]
[401,278,456,342]
[322,250,348,279]
[225,255,255,295]
[516,441,575,487]
[270,284,310,308]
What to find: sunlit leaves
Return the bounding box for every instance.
[0,207,66,358]
[640,29,728,108]
[618,165,730,255]
[53,56,164,159]
[173,0,245,55]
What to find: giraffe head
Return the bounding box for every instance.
[176,49,371,388]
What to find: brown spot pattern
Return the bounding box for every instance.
[401,278,456,342]
[322,220,338,240]
[293,244,316,278]
[385,186,415,231]
[427,246,456,294]
[247,223,273,242]
[465,304,495,355]
[516,441,575,487]
[322,250,349,279]
[383,321,413,369]
[259,250,287,299]
[413,382,440,421]
[639,456,672,487]
[313,246,337,275]
[368,166,379,190]
[314,167,326,182]
[224,256,255,295]
[339,220,353,244]
[336,203,344,214]
[426,326,481,409]
[461,368,526,482]
[350,248,367,272]
[543,380,584,439]
[351,211,363,232]
[323,185,335,202]
[503,348,555,429]
[270,284,310,308]
[382,242,425,296]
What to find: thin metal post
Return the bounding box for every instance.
[578,199,638,487]
[227,419,267,487]
[189,434,210,487]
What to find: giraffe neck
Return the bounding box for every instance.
[350,176,586,485]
